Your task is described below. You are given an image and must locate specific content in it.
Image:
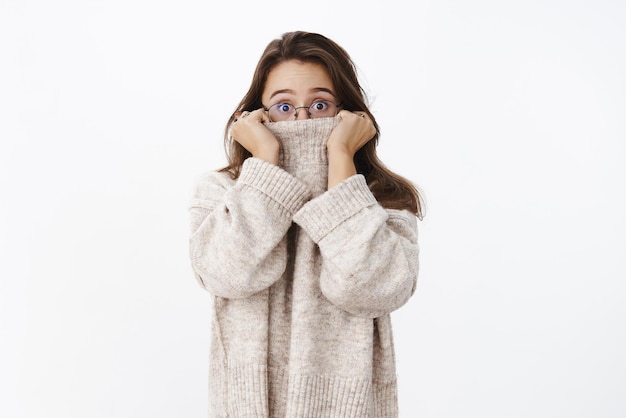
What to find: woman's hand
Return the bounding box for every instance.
[326,110,376,189]
[230,108,280,165]
[327,110,376,155]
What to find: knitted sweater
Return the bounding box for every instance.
[188,116,419,418]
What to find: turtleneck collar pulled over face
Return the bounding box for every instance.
[264,116,339,195]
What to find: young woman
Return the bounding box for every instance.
[189,30,424,418]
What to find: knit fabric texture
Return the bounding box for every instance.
[189,116,419,418]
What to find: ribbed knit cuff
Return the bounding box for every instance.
[238,157,311,215]
[285,374,373,418]
[373,379,399,418]
[293,174,377,242]
[209,362,269,418]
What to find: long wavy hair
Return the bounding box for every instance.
[220,31,424,219]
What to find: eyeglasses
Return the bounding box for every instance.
[264,100,341,122]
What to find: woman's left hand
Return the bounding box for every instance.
[326,110,376,188]
[326,110,376,156]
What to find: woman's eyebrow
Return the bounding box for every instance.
[268,87,336,100]
[268,89,294,100]
[309,87,335,95]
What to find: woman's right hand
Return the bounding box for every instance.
[229,108,280,165]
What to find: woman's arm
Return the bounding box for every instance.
[293,175,419,318]
[189,157,311,299]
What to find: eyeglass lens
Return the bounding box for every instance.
[268,101,338,121]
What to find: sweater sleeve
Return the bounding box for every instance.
[189,157,311,299]
[292,174,419,318]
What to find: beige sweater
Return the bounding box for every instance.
[189,116,419,418]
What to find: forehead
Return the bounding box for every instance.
[263,60,334,98]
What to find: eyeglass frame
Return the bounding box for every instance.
[262,100,342,122]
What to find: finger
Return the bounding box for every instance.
[337,109,351,119]
[244,108,270,123]
[234,108,270,125]
[257,108,271,123]
[234,110,252,120]
[338,109,366,119]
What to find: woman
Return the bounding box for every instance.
[189,30,423,418]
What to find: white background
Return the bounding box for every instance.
[2,1,625,417]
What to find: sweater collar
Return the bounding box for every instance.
[265,116,339,168]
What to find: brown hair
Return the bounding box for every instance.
[220,31,424,219]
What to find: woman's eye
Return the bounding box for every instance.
[277,103,293,113]
[311,101,329,111]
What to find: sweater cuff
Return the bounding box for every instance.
[293,174,377,242]
[237,158,311,215]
